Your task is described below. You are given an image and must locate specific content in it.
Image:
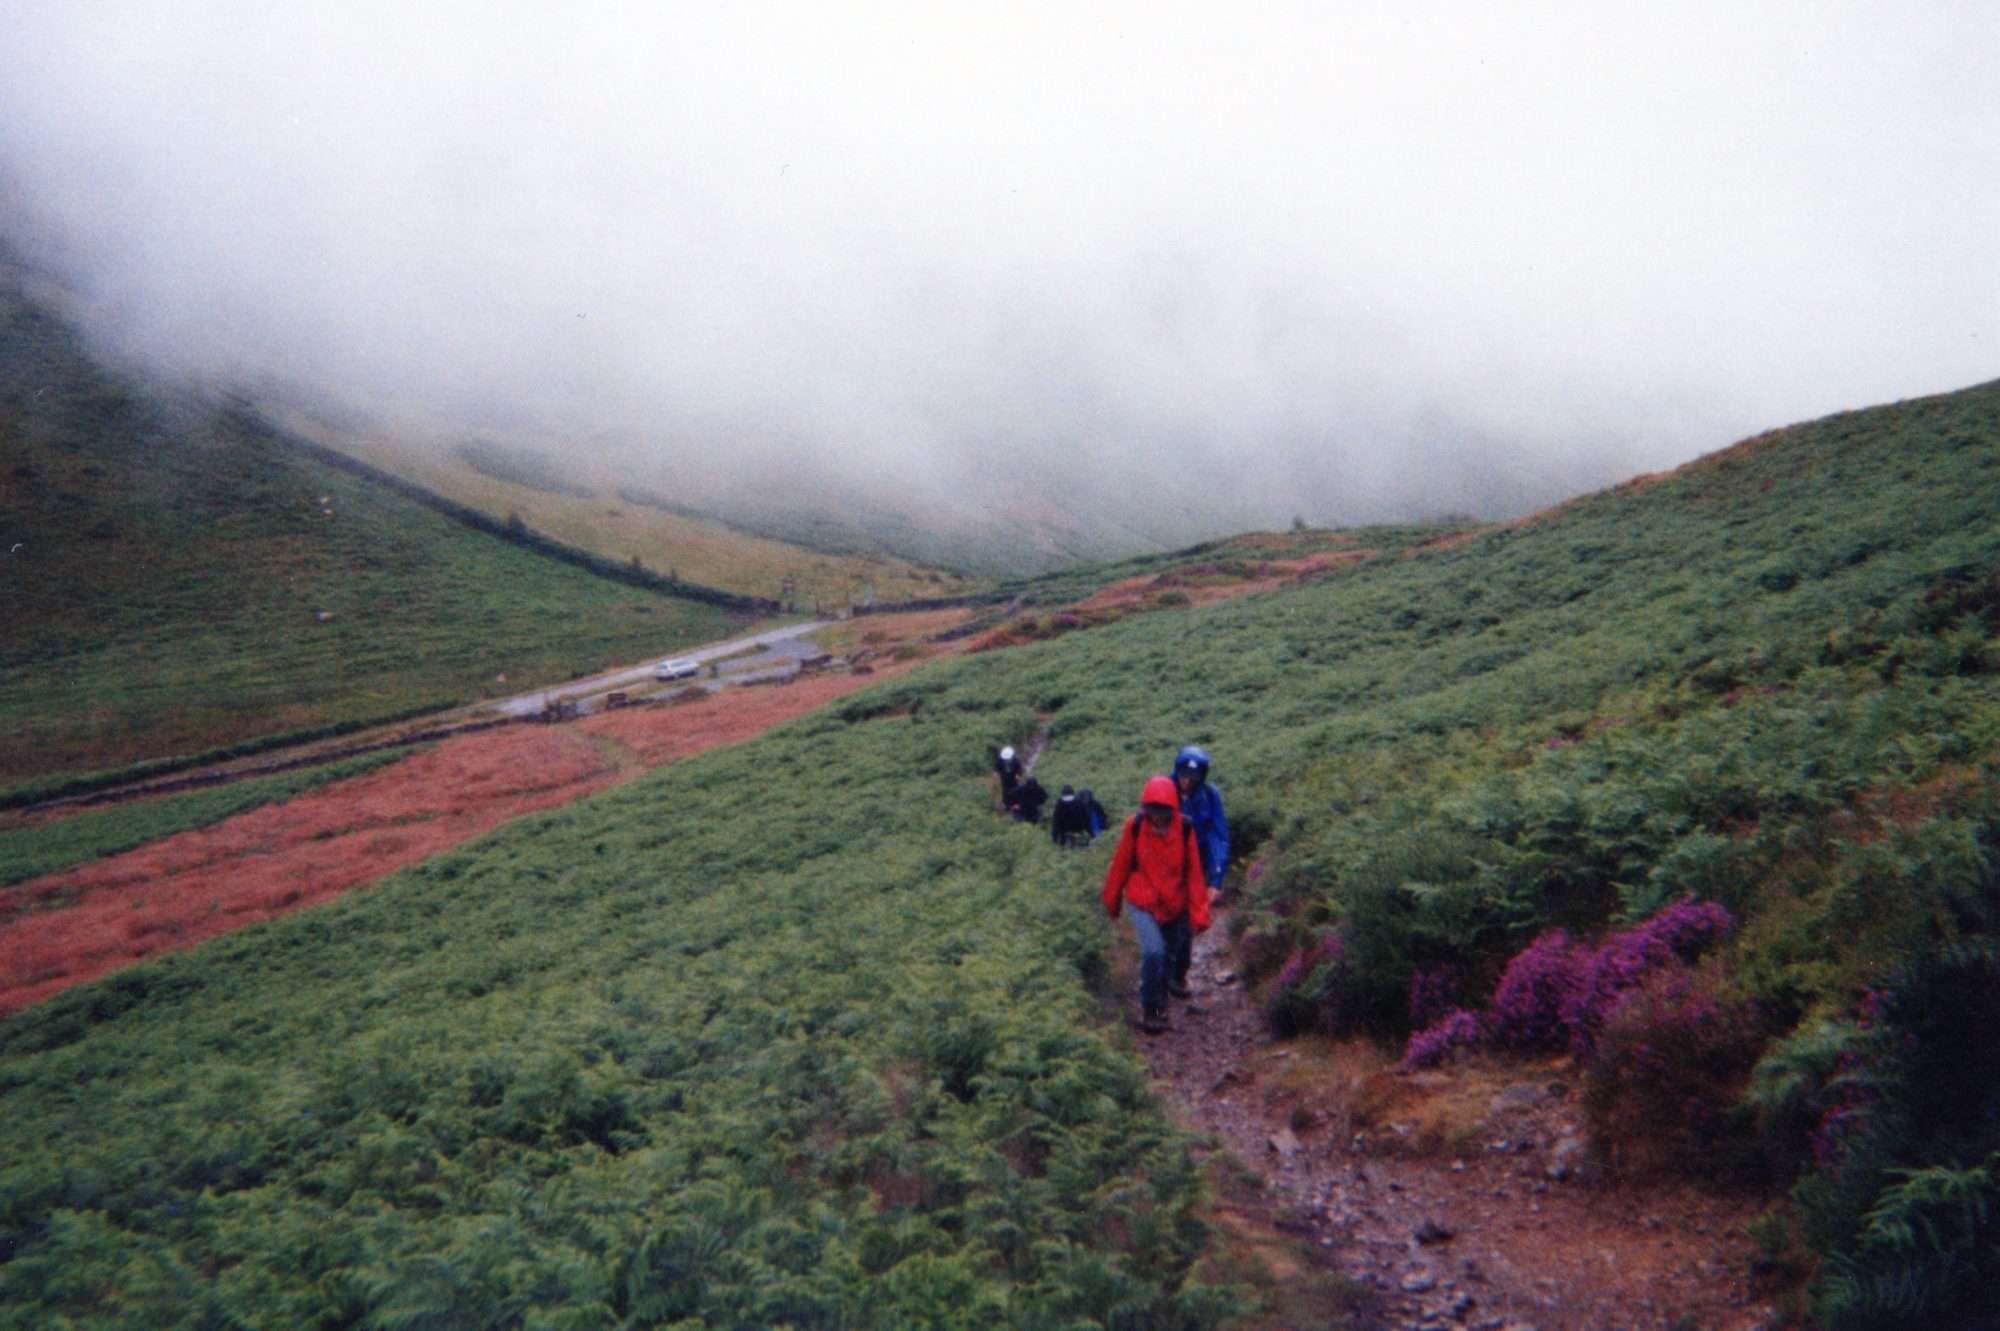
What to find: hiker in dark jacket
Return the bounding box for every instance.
[1102,776,1212,1033]
[1010,776,1047,824]
[1169,745,1230,999]
[1050,785,1092,847]
[993,745,1023,807]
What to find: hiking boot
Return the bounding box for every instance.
[1139,1009,1170,1034]
[1168,980,1194,999]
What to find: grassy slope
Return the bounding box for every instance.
[282,416,980,608]
[0,283,738,792]
[0,380,1995,1326]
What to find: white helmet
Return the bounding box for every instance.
[999,746,1015,761]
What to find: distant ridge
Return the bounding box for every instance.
[251,407,782,616]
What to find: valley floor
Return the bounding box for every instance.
[0,610,966,1015]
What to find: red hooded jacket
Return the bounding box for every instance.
[1102,776,1212,931]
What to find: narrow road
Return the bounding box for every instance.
[488,620,833,718]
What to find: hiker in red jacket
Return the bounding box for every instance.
[1102,775,1212,1033]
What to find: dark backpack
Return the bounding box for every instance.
[1080,789,1107,838]
[1051,791,1092,846]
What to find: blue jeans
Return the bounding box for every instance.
[1129,907,1192,1017]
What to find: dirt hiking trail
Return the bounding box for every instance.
[1132,913,1784,1331]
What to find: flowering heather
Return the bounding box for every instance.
[1488,929,1586,1051]
[1484,900,1736,1058]
[1402,1008,1483,1069]
[1807,986,1896,1172]
[1564,898,1735,1057]
[1266,930,1349,1037]
[1635,897,1735,960]
[1408,965,1462,1030]
[1274,931,1346,992]
[1582,965,1763,1175]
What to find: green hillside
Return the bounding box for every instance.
[1,378,1996,1327]
[0,274,740,795]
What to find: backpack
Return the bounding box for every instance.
[1081,789,1107,838]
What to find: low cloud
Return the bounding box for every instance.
[4,2,1994,558]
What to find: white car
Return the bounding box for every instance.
[653,658,701,681]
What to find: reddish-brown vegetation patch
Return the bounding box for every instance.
[1,617,961,1015]
[1837,764,1994,844]
[1075,554,1376,613]
[1405,527,1485,554]
[0,727,622,1014]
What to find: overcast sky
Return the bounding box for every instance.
[3,1,1995,541]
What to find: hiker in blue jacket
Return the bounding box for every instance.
[1168,744,1230,998]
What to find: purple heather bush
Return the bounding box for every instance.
[1407,964,1463,1031]
[1488,929,1587,1051]
[1581,962,1765,1177]
[1402,1008,1484,1069]
[1564,898,1735,1057]
[1266,930,1349,1038]
[1486,899,1736,1057]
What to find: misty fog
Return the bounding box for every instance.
[3,2,1994,562]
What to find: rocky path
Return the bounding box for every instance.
[1136,917,1783,1331]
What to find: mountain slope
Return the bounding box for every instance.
[0,377,1995,1327]
[276,410,984,604]
[0,272,738,792]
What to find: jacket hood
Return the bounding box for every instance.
[1174,745,1210,784]
[1140,775,1180,809]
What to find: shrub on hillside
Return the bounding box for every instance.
[1407,964,1464,1031]
[1401,1008,1483,1070]
[1562,898,1734,1057]
[1579,962,1767,1178]
[1743,1017,1867,1179]
[1227,919,1295,985]
[1483,900,1735,1059]
[1487,929,1587,1052]
[1794,942,2000,1330]
[1265,932,1350,1038]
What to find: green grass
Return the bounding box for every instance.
[0,273,740,791]
[0,748,414,889]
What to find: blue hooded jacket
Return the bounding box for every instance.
[1173,746,1230,886]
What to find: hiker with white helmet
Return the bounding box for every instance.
[1169,744,1229,999]
[993,744,1024,810]
[1102,775,1212,1033]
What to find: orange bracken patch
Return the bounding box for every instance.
[0,639,952,1016]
